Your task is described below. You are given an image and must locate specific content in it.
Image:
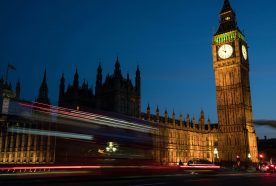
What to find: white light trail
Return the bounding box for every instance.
[8,127,94,140]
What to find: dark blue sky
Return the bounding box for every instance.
[1,0,276,136]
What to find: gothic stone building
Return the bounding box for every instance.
[58,56,141,118]
[0,76,55,164]
[0,0,258,165]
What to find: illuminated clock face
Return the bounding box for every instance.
[242,45,247,60]
[218,44,233,59]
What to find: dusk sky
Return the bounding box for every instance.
[0,0,276,137]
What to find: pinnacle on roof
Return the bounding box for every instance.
[147,103,150,110]
[156,106,159,112]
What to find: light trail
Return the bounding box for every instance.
[8,127,94,140]
[180,165,220,169]
[0,165,186,171]
[16,101,157,134]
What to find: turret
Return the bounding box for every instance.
[192,116,196,129]
[135,65,141,96]
[208,117,211,131]
[186,114,190,128]
[73,68,79,90]
[58,73,65,106]
[164,109,168,124]
[73,68,79,101]
[199,110,205,130]
[114,56,122,79]
[15,80,20,99]
[95,62,102,95]
[36,69,50,104]
[147,103,150,121]
[179,113,183,128]
[156,106,159,122]
[172,110,175,126]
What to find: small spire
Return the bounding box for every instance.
[136,65,140,71]
[164,109,168,124]
[136,65,140,75]
[192,116,196,129]
[156,105,159,113]
[179,113,183,127]
[16,80,20,98]
[147,103,150,121]
[43,68,47,82]
[37,68,50,104]
[115,56,120,67]
[97,62,102,71]
[186,114,190,128]
[127,73,130,81]
[208,117,211,130]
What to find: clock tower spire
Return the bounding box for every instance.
[216,0,238,35]
[212,0,258,163]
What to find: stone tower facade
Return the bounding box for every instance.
[212,0,258,163]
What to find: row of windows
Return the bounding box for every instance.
[0,151,52,163]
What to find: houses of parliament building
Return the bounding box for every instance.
[0,0,258,165]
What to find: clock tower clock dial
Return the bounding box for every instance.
[242,45,247,60]
[212,0,258,163]
[218,44,233,59]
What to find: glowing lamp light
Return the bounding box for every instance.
[248,153,251,159]
[214,148,218,155]
[106,142,118,153]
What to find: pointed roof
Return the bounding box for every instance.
[37,68,50,104]
[97,61,102,72]
[114,56,122,78]
[215,0,239,35]
[43,68,47,83]
[73,67,79,86]
[60,73,65,81]
[220,0,233,14]
[115,56,120,67]
[74,68,79,77]
[147,103,150,110]
[136,65,140,76]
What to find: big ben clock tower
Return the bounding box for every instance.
[212,0,258,163]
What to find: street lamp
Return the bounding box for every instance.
[213,148,218,163]
[106,142,118,152]
[247,153,252,166]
